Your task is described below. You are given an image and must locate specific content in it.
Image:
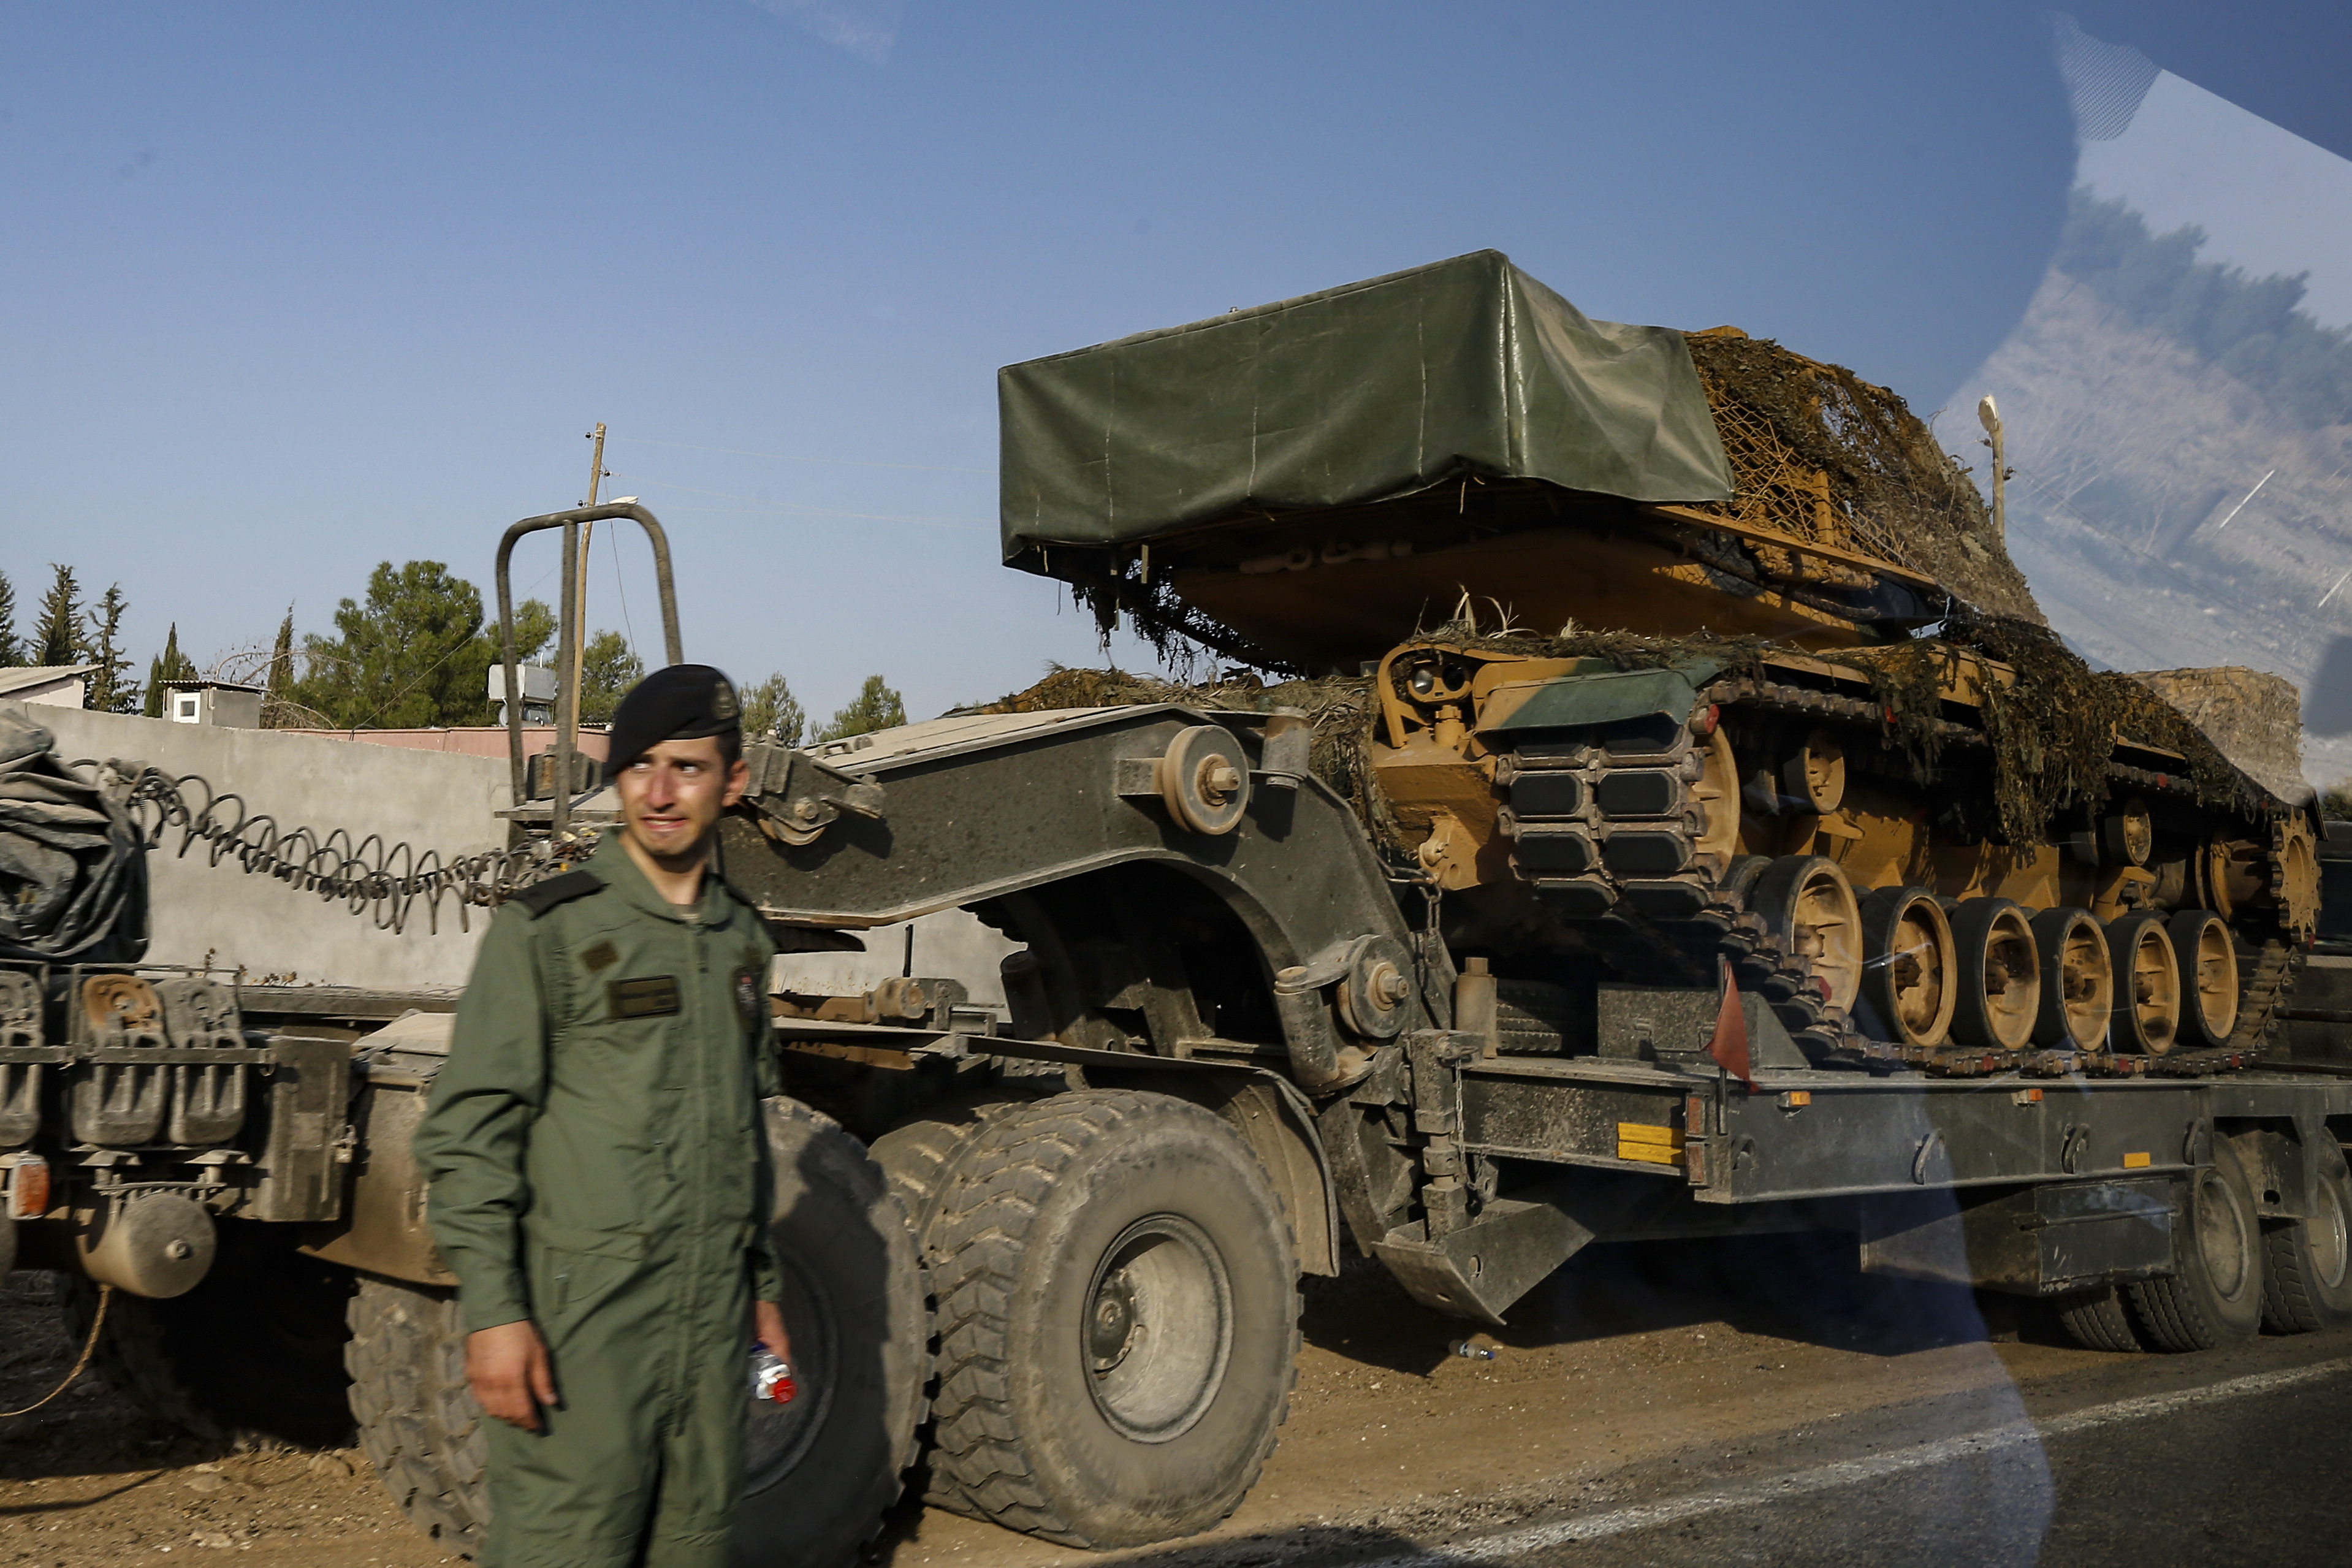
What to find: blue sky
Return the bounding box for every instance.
[0,2,2335,720]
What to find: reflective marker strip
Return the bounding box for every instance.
[1617,1122,1684,1166]
[2124,1152,2152,1168]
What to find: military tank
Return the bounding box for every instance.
[992,249,2319,1070]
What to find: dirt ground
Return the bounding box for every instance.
[2,1238,2108,1568]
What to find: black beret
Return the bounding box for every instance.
[604,664,742,778]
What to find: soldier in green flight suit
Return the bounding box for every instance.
[416,664,788,1568]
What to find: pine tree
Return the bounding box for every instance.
[0,569,21,666]
[82,584,138,714]
[32,565,81,668]
[741,673,806,747]
[143,624,197,718]
[577,631,645,723]
[817,675,907,741]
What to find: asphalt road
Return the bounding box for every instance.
[1057,1328,2352,1568]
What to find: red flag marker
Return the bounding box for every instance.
[1708,964,1756,1092]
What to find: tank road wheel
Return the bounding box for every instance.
[346,1278,490,1556]
[1780,728,1846,813]
[1858,888,1957,1048]
[2055,1284,2148,1353]
[2169,910,2242,1048]
[1691,726,1741,866]
[2030,908,2112,1052]
[2104,913,2182,1055]
[59,1220,356,1449]
[2259,1136,2352,1333]
[925,1090,1300,1550]
[2129,1140,2263,1350]
[1947,897,2040,1052]
[735,1098,931,1568]
[1749,856,1863,1018]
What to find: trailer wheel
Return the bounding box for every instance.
[2259,1139,2352,1333]
[59,1220,356,1449]
[925,1089,1300,1550]
[345,1277,489,1556]
[2054,1284,2148,1352]
[2129,1141,2263,1350]
[869,1096,1024,1247]
[734,1098,930,1568]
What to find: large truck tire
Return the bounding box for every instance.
[59,1220,356,1449]
[2053,1284,2148,1352]
[2258,1136,2352,1333]
[2129,1141,2264,1350]
[733,1097,930,1568]
[346,1277,489,1558]
[869,1096,1024,1244]
[924,1089,1300,1550]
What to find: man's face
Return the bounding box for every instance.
[614,736,750,863]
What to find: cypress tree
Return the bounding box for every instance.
[32,565,80,668]
[143,624,196,718]
[83,584,137,714]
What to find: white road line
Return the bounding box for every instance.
[1355,1355,2352,1566]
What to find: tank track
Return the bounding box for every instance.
[1493,677,2299,1073]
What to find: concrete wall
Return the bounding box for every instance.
[6,701,511,991]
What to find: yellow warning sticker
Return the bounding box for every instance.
[1617,1122,1686,1165]
[2123,1151,2152,1169]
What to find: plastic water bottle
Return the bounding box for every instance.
[1448,1338,1498,1361]
[749,1342,796,1406]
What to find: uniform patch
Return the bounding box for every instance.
[609,975,682,1020]
[734,967,764,1027]
[580,940,619,973]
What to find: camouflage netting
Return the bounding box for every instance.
[1681,332,2047,626]
[978,611,2285,859]
[1845,612,2271,845]
[2127,667,2310,807]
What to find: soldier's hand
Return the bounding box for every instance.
[467,1320,559,1431]
[755,1299,793,1366]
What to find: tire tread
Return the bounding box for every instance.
[921,1089,1301,1550]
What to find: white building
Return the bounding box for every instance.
[0,663,100,708]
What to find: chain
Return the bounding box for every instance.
[107,764,570,935]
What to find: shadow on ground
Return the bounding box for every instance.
[1300,1230,2065,1380]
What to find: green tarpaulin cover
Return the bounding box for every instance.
[999,249,1735,566]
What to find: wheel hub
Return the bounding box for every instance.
[1087,1273,1140,1371]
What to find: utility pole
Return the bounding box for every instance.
[573,424,608,732]
[1977,395,2008,542]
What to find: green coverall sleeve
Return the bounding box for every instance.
[415,904,550,1333]
[747,931,785,1306]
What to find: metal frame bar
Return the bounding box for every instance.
[494,503,685,838]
